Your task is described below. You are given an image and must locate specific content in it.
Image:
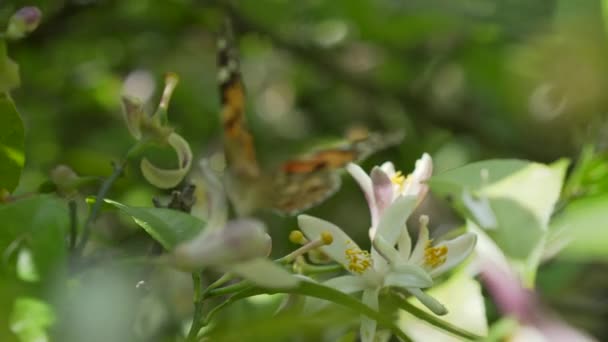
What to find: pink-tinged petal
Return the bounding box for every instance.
[408,288,448,315]
[409,224,430,265]
[347,163,378,224]
[298,215,379,283]
[374,195,417,248]
[229,258,299,289]
[371,167,394,220]
[429,232,477,278]
[360,287,380,342]
[140,133,192,189]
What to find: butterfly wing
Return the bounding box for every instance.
[271,130,404,215]
[217,20,260,181]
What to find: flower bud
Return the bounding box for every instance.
[6,7,42,40]
[50,165,79,196]
[121,96,144,140]
[173,218,272,271]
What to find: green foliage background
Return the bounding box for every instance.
[2,0,608,341]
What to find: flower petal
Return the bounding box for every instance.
[121,96,143,140]
[298,215,378,282]
[371,167,394,224]
[398,224,412,260]
[402,153,432,200]
[374,195,417,248]
[229,258,299,289]
[347,163,377,225]
[408,288,448,315]
[304,275,367,313]
[409,224,430,265]
[385,264,433,289]
[380,161,396,175]
[140,133,192,189]
[429,232,477,278]
[199,159,227,232]
[360,287,380,342]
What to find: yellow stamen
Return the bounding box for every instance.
[424,240,448,268]
[289,230,306,244]
[390,171,406,186]
[345,241,372,274]
[321,231,333,245]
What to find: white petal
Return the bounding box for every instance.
[398,224,412,260]
[429,232,477,278]
[140,133,193,189]
[347,163,378,226]
[408,288,448,315]
[229,258,299,289]
[385,264,433,288]
[374,195,417,248]
[380,161,396,175]
[298,215,378,281]
[371,167,394,221]
[409,224,430,265]
[402,153,432,199]
[199,159,227,232]
[462,190,497,229]
[304,275,367,313]
[360,287,380,342]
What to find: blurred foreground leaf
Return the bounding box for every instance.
[0,94,25,193]
[9,297,55,342]
[0,195,68,279]
[551,194,608,259]
[430,159,568,261]
[0,41,20,92]
[104,199,204,249]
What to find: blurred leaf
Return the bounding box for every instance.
[0,93,25,193]
[104,199,204,249]
[9,297,55,342]
[430,159,567,261]
[0,41,20,92]
[551,194,608,259]
[0,195,68,279]
[399,273,487,341]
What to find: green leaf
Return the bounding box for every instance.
[104,199,204,249]
[551,194,608,259]
[0,40,20,92]
[10,297,55,342]
[0,195,69,279]
[430,159,568,261]
[0,93,25,193]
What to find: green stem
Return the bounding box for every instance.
[68,199,78,251]
[73,142,145,256]
[391,292,482,341]
[186,273,204,341]
[205,280,253,299]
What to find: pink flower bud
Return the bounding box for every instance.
[6,7,42,40]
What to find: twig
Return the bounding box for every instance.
[73,159,126,256]
[68,199,78,250]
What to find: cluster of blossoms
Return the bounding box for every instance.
[296,154,477,341]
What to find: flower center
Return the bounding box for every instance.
[423,240,448,268]
[345,241,372,274]
[390,171,406,186]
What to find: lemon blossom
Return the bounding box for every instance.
[346,153,432,238]
[298,198,477,342]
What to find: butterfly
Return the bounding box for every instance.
[216,20,403,216]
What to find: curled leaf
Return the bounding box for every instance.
[141,133,192,189]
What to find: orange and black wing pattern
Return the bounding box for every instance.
[217,20,260,181]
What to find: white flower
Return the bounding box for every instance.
[298,196,476,342]
[347,153,432,238]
